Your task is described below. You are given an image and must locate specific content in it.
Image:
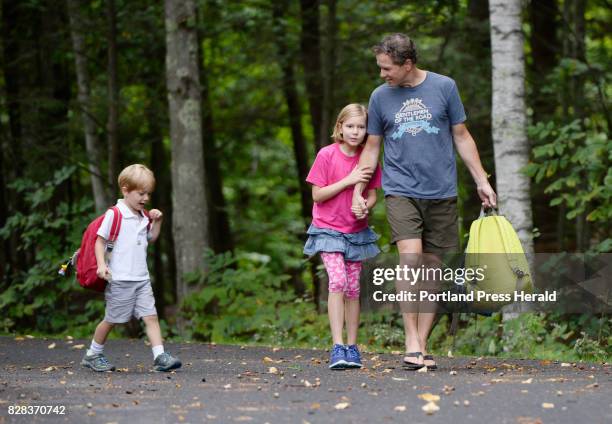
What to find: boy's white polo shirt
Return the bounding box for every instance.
[97,199,150,281]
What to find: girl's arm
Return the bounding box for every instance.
[365,189,377,210]
[312,166,372,203]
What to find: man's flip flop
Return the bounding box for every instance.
[423,354,437,370]
[402,351,424,370]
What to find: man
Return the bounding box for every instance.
[353,33,496,370]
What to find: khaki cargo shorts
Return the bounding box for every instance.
[385,195,459,255]
[104,279,157,324]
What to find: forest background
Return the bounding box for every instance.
[0,0,609,362]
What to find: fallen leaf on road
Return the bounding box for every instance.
[334,402,350,410]
[472,391,485,396]
[521,378,533,384]
[310,403,320,410]
[394,405,407,412]
[542,403,554,409]
[42,366,56,372]
[447,350,454,358]
[449,370,457,375]
[443,385,455,394]
[418,393,440,402]
[272,347,280,352]
[268,367,279,374]
[516,417,543,424]
[382,368,393,373]
[463,400,470,406]
[26,335,34,339]
[14,337,25,341]
[303,380,312,388]
[585,383,598,389]
[72,344,85,350]
[417,366,428,373]
[263,357,282,364]
[223,384,232,389]
[48,343,56,349]
[560,363,571,367]
[392,377,409,381]
[422,402,439,414]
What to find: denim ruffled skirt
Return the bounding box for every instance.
[303,224,381,261]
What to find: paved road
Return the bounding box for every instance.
[0,337,610,423]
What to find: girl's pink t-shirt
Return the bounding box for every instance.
[306,143,382,233]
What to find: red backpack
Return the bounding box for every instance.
[75,206,123,292]
[59,206,151,292]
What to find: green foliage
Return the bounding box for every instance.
[429,313,610,363]
[181,250,328,346]
[525,119,611,251]
[0,166,105,334]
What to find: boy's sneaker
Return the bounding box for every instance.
[153,352,182,372]
[345,344,362,368]
[329,344,347,370]
[81,353,115,372]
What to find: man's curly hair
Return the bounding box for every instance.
[372,33,418,66]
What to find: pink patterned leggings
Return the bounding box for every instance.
[320,252,362,299]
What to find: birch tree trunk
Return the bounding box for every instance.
[67,0,110,212]
[165,0,209,307]
[489,0,534,259]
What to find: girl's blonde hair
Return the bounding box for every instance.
[331,103,368,143]
[118,164,156,192]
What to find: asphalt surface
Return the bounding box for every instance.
[0,336,610,423]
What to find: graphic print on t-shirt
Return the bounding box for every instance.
[391,98,440,139]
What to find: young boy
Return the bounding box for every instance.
[81,164,181,372]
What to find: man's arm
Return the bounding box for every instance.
[452,123,496,207]
[365,189,377,210]
[352,134,382,218]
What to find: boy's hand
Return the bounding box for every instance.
[149,209,163,221]
[97,264,111,281]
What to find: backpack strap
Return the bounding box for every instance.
[106,206,122,252]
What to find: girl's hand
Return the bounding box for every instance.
[149,209,163,221]
[344,165,373,187]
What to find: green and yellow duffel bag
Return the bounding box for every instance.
[462,207,533,313]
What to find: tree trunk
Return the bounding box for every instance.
[320,0,336,148]
[529,0,559,122]
[67,0,110,212]
[299,0,325,151]
[200,38,233,254]
[272,0,313,298]
[165,0,210,308]
[489,0,534,259]
[106,0,119,193]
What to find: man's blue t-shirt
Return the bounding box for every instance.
[367,71,466,199]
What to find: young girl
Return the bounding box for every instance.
[304,103,382,369]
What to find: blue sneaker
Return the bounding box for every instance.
[345,345,362,368]
[329,344,347,370]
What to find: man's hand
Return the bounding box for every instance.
[344,166,373,187]
[477,181,497,208]
[149,209,163,221]
[351,192,368,219]
[97,264,111,281]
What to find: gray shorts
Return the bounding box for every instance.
[104,279,157,324]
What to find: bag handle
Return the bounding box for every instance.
[106,206,122,252]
